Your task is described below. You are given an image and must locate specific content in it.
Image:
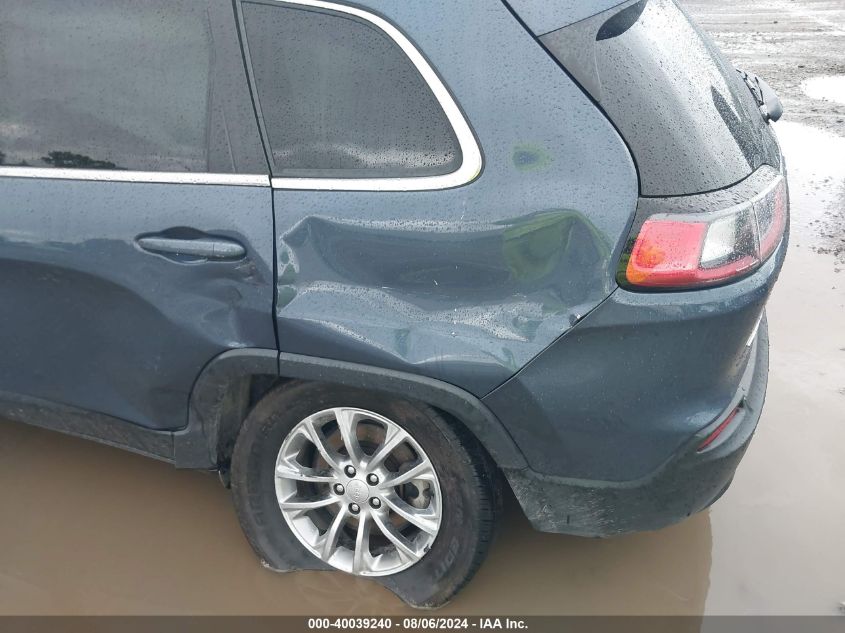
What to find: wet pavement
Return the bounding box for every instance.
[685,0,845,135]
[1,0,844,618]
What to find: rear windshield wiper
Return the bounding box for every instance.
[737,68,784,122]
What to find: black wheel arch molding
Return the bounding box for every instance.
[175,348,530,472]
[0,348,528,474]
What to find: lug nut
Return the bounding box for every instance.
[344,465,356,477]
[333,483,345,495]
[366,473,379,485]
[349,503,361,514]
[370,498,381,509]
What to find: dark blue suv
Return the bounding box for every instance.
[0,0,787,608]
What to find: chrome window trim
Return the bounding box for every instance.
[0,1,482,191]
[0,167,270,187]
[263,0,483,192]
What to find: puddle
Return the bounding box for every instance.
[803,75,845,107]
[774,121,845,267]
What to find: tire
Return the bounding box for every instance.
[230,380,501,608]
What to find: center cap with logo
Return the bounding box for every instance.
[346,479,369,504]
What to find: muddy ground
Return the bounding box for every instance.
[1,0,843,617]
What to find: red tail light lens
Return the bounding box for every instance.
[622,176,787,289]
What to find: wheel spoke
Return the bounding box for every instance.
[371,511,420,563]
[334,408,364,467]
[381,461,436,488]
[352,512,371,574]
[320,507,349,560]
[382,493,439,536]
[279,495,340,518]
[275,463,336,484]
[366,425,408,471]
[301,417,343,473]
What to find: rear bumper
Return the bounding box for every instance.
[501,316,768,536]
[486,228,786,536]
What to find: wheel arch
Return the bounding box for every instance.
[175,348,528,471]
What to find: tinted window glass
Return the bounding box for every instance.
[241,1,461,178]
[541,0,780,196]
[0,0,222,172]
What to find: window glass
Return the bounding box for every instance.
[241,1,462,179]
[540,0,780,196]
[0,0,220,172]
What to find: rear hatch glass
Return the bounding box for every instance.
[537,0,781,196]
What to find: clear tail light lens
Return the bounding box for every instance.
[621,176,787,289]
[757,177,788,261]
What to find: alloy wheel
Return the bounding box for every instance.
[274,407,442,576]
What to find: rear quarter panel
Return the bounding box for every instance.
[272,0,639,396]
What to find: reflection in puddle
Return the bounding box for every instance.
[803,75,845,107]
[456,496,712,616]
[0,418,714,616]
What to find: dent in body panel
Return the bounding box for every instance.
[276,211,611,395]
[272,0,639,396]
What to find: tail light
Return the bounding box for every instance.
[620,176,787,289]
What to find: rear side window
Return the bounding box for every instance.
[240,1,462,179]
[0,0,222,173]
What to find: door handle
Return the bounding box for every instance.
[136,235,246,261]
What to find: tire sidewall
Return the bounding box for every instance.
[230,381,494,607]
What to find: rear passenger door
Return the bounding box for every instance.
[0,0,274,431]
